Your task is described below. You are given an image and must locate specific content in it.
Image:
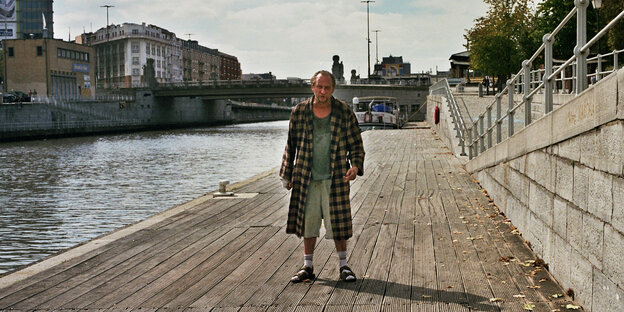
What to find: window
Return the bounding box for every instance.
[146,43,150,55]
[156,46,160,56]
[131,43,139,53]
[8,47,14,57]
[132,68,140,76]
[57,48,62,57]
[132,29,139,35]
[157,60,161,68]
[132,57,139,65]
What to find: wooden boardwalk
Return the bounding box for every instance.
[0,126,583,311]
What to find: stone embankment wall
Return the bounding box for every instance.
[460,69,624,312]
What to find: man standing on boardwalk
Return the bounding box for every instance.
[280,70,365,283]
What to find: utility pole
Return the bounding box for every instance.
[372,29,381,64]
[100,5,114,89]
[184,33,195,41]
[361,0,374,78]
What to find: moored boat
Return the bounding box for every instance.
[351,96,401,131]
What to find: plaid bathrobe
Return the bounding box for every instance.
[280,96,365,241]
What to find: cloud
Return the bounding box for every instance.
[53,0,489,78]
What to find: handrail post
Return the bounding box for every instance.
[507,79,515,137]
[479,114,485,152]
[544,34,554,113]
[523,60,532,125]
[467,126,474,159]
[487,105,492,148]
[496,94,502,143]
[597,54,602,81]
[615,50,619,70]
[575,0,588,94]
[473,123,479,157]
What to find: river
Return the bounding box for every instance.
[0,120,289,275]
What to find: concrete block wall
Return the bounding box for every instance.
[462,68,624,312]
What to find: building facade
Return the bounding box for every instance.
[3,38,95,98]
[0,0,53,49]
[16,0,53,39]
[181,39,219,82]
[79,22,183,89]
[373,55,411,78]
[219,52,241,80]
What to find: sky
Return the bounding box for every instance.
[53,0,492,79]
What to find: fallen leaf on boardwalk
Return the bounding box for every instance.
[539,278,548,283]
[523,303,536,310]
[447,285,454,288]
[551,293,564,298]
[527,285,541,289]
[422,295,432,298]
[462,221,470,224]
[513,294,526,298]
[511,229,521,235]
[459,216,465,219]
[453,231,463,234]
[566,304,581,310]
[520,263,532,267]
[551,309,561,312]
[362,275,370,278]
[489,298,503,302]
[499,256,515,262]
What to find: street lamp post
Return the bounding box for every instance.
[100,5,114,89]
[361,1,374,78]
[591,0,602,54]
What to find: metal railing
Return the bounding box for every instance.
[429,79,470,156]
[430,2,624,159]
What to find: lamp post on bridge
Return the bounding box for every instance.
[101,5,114,89]
[361,0,374,79]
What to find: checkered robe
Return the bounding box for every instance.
[279,96,365,240]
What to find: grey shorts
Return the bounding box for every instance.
[303,179,334,239]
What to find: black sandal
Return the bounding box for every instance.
[339,266,356,282]
[291,266,315,283]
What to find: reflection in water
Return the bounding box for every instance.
[0,121,288,274]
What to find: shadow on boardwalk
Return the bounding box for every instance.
[316,278,499,311]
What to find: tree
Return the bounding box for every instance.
[531,0,576,60]
[465,0,535,90]
[601,0,624,52]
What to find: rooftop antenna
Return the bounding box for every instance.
[184,33,195,40]
[372,29,381,64]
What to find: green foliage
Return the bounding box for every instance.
[465,0,535,79]
[531,0,576,59]
[601,0,624,51]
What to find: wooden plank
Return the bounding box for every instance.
[187,228,289,309]
[146,226,280,308]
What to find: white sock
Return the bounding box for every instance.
[304,254,313,268]
[338,251,348,268]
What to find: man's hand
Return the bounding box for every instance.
[344,167,359,182]
[281,177,292,190]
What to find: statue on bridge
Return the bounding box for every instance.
[143,58,158,89]
[332,55,345,84]
[350,69,360,84]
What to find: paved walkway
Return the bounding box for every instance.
[0,125,583,311]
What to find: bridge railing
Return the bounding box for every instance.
[156,79,310,89]
[431,2,624,159]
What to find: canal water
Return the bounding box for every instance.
[0,120,289,275]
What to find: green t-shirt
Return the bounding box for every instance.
[311,113,331,180]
